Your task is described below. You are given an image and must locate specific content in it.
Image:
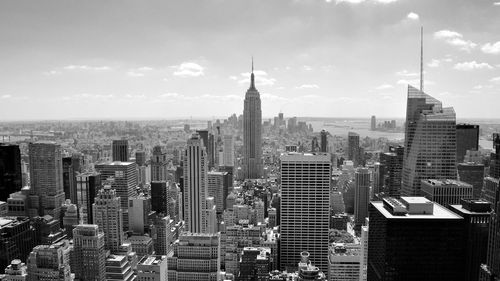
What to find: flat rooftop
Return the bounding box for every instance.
[280,152,331,162]
[372,200,463,220]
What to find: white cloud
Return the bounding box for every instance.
[44,70,61,75]
[481,42,500,54]
[427,59,441,68]
[237,70,276,86]
[396,70,419,77]
[473,85,483,90]
[453,61,494,71]
[297,84,319,89]
[407,12,419,20]
[137,66,153,71]
[173,62,204,77]
[127,71,145,77]
[159,93,183,98]
[494,2,500,5]
[303,65,313,71]
[127,66,154,77]
[62,93,114,101]
[229,76,238,80]
[125,94,146,99]
[375,84,394,90]
[63,65,111,71]
[433,30,477,52]
[490,77,500,82]
[1,94,12,99]
[334,0,398,3]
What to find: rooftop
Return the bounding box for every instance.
[373,198,463,220]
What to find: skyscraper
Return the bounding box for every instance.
[27,240,72,281]
[379,146,404,197]
[94,161,137,229]
[368,197,465,281]
[223,135,235,167]
[456,124,480,163]
[280,153,331,273]
[371,115,376,131]
[420,179,473,207]
[207,171,229,216]
[320,130,328,153]
[76,172,101,224]
[354,168,370,229]
[242,60,263,179]
[0,144,22,202]
[112,140,129,162]
[0,217,36,275]
[183,134,208,233]
[347,132,360,167]
[72,224,106,281]
[62,157,77,204]
[93,185,124,253]
[151,146,168,181]
[28,142,66,220]
[401,86,457,196]
[150,181,169,215]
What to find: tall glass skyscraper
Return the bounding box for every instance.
[402,85,457,196]
[242,62,263,179]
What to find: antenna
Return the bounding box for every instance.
[420,26,424,92]
[251,56,254,73]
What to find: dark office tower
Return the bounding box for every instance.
[151,181,168,214]
[449,199,491,281]
[72,224,106,281]
[209,133,215,169]
[348,132,360,167]
[456,124,480,163]
[320,130,328,152]
[373,163,385,196]
[183,134,209,233]
[280,153,331,273]
[135,151,146,166]
[354,168,370,229]
[242,61,263,179]
[458,162,485,199]
[0,217,36,274]
[490,133,500,179]
[151,146,168,181]
[112,140,129,162]
[29,142,66,220]
[480,186,500,281]
[379,146,404,197]
[94,161,138,230]
[368,197,465,281]
[311,137,319,152]
[238,247,271,281]
[401,86,457,196]
[0,144,22,201]
[371,115,376,131]
[62,157,77,203]
[76,172,101,224]
[482,177,499,205]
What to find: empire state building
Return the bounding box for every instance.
[242,61,263,179]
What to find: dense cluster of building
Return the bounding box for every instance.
[1,62,500,281]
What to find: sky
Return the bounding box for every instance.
[0,0,499,120]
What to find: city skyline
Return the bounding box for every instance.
[0,0,499,120]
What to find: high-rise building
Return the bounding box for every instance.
[28,142,66,220]
[242,62,263,179]
[328,243,361,281]
[238,247,271,281]
[94,161,138,229]
[223,135,235,167]
[347,132,360,167]
[354,168,370,229]
[112,140,129,162]
[150,214,173,256]
[482,177,499,205]
[105,254,135,281]
[420,179,473,207]
[280,153,331,273]
[371,116,376,131]
[135,151,146,167]
[151,146,168,182]
[457,162,485,199]
[359,221,369,281]
[76,172,101,224]
[456,124,479,163]
[62,157,77,204]
[379,146,404,197]
[0,217,36,274]
[27,240,72,281]
[183,134,208,233]
[401,86,457,196]
[128,193,152,235]
[490,133,500,179]
[61,200,78,238]
[368,197,465,281]
[224,223,263,274]
[150,181,169,214]
[3,259,28,281]
[320,130,328,153]
[449,199,491,281]
[207,171,229,216]
[92,185,124,253]
[72,224,106,281]
[167,232,220,281]
[0,144,22,202]
[136,255,168,281]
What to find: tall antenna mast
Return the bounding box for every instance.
[420,26,424,92]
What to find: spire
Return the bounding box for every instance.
[250,57,256,90]
[420,26,424,92]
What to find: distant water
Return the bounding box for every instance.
[307,119,405,141]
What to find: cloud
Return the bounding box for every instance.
[297,84,319,89]
[63,65,111,71]
[481,42,500,54]
[159,93,183,98]
[237,70,276,86]
[61,93,114,101]
[229,76,238,80]
[494,2,500,5]
[407,12,419,20]
[127,66,154,77]
[124,94,146,99]
[334,0,398,3]
[127,71,145,77]
[490,77,500,83]
[1,94,12,99]
[433,30,477,52]
[473,85,483,90]
[453,61,494,71]
[303,65,313,71]
[375,84,394,90]
[427,59,440,68]
[396,70,419,77]
[173,62,204,77]
[44,70,61,76]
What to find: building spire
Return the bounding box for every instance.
[250,56,255,89]
[420,26,424,92]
